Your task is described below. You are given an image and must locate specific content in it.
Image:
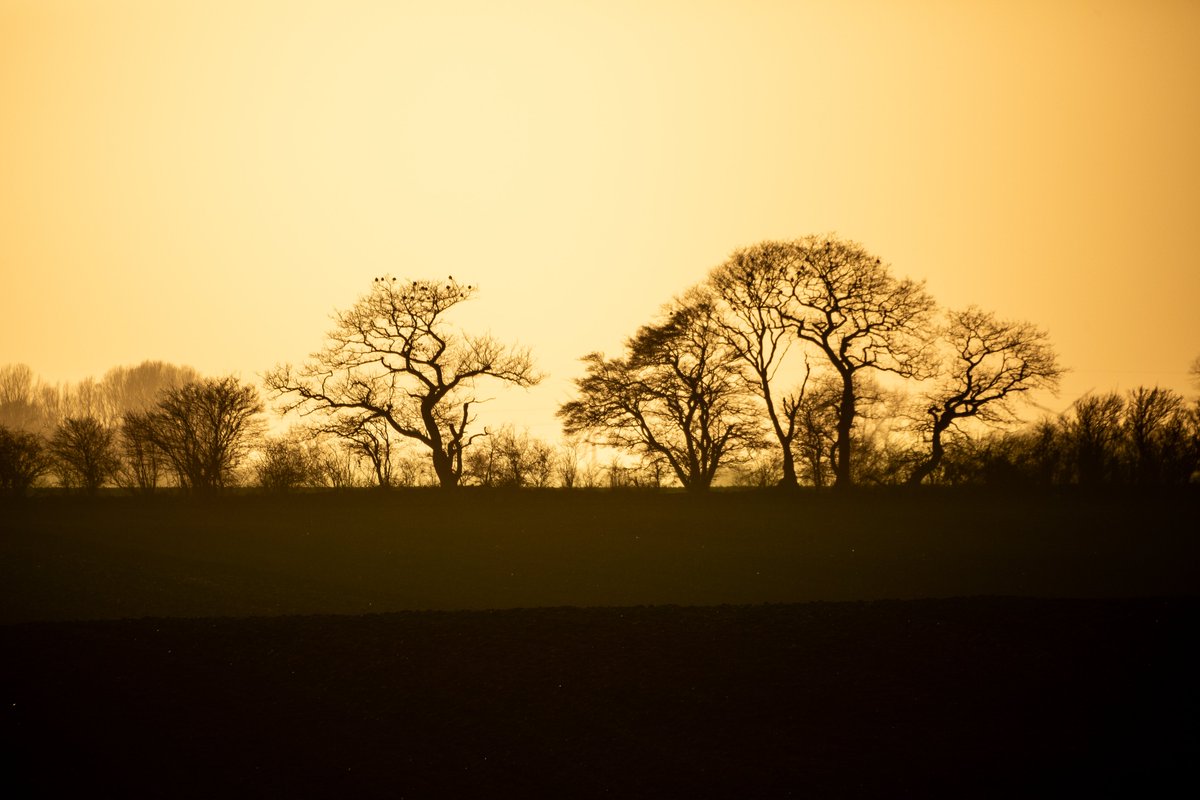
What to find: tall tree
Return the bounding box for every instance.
[777,236,936,487]
[559,291,762,491]
[709,242,810,488]
[907,307,1063,485]
[265,277,541,488]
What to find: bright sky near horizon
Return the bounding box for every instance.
[2,0,1198,440]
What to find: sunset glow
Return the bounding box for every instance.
[3,0,1198,437]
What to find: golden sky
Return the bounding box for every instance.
[3,0,1198,438]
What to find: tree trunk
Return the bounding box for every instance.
[762,383,799,489]
[907,418,949,486]
[833,377,856,489]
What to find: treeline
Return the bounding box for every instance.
[4,235,1199,495]
[0,362,608,494]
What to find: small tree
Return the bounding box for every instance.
[49,416,121,494]
[317,414,399,488]
[559,291,763,491]
[907,307,1062,485]
[0,425,49,496]
[255,434,319,492]
[143,377,264,493]
[119,411,166,492]
[265,277,541,488]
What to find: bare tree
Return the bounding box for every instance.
[98,361,200,426]
[265,277,541,488]
[1064,392,1126,485]
[0,364,50,432]
[709,243,812,487]
[1122,387,1198,485]
[555,438,602,488]
[118,411,166,492]
[0,425,50,496]
[778,236,936,487]
[254,433,319,492]
[791,371,842,488]
[315,414,399,488]
[464,427,556,487]
[907,307,1063,485]
[142,377,264,493]
[559,291,763,491]
[49,416,121,494]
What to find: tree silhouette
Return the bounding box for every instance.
[264,277,541,488]
[907,307,1062,486]
[49,416,121,494]
[142,377,264,493]
[708,243,811,488]
[0,425,49,496]
[1122,386,1197,485]
[777,236,935,487]
[1065,392,1126,486]
[559,291,762,491]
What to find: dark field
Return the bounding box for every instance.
[2,489,1198,796]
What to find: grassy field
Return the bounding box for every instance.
[2,488,1198,796]
[2,487,1197,622]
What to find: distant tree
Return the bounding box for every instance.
[775,236,936,487]
[265,277,541,488]
[851,379,921,485]
[118,411,166,492]
[732,451,784,488]
[314,414,399,488]
[0,425,50,496]
[907,307,1063,485]
[1064,392,1126,485]
[0,364,49,432]
[48,416,121,494]
[791,371,842,488]
[254,434,318,492]
[1122,387,1198,485]
[98,361,200,426]
[554,438,601,489]
[464,426,556,488]
[142,377,264,493]
[559,291,763,491]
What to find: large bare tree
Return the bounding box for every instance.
[779,236,936,487]
[264,277,541,488]
[708,242,811,488]
[907,307,1063,485]
[559,291,762,491]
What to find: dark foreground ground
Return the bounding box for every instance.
[2,489,1198,796]
[3,598,1197,798]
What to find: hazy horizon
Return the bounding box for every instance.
[4,0,1198,439]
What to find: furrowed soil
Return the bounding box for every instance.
[2,488,1198,797]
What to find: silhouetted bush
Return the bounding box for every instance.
[0,425,50,496]
[48,416,120,494]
